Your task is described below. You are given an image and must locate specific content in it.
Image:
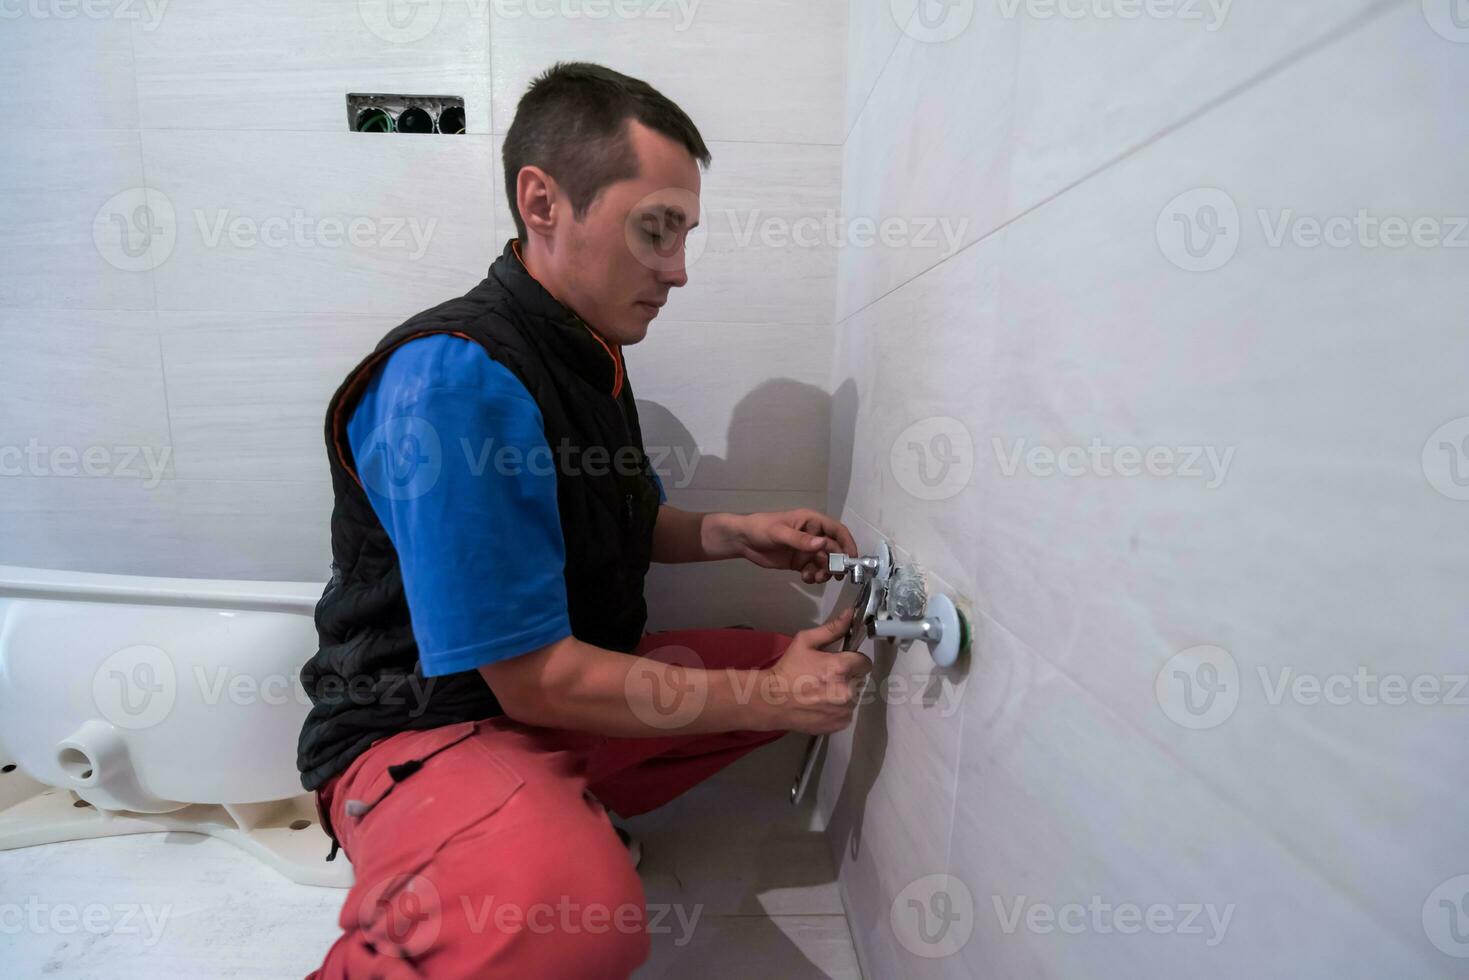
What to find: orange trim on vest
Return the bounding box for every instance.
[331,329,475,490]
[512,239,624,399]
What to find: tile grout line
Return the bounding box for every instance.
[832,0,1410,332]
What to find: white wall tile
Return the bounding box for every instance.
[159,313,403,482]
[0,130,154,310]
[490,0,846,144]
[835,0,1020,321]
[132,0,492,133]
[630,320,833,492]
[843,0,907,140]
[0,476,334,582]
[142,130,498,315]
[970,2,1469,931]
[944,612,1434,978]
[0,311,171,475]
[827,3,1468,973]
[1007,0,1388,215]
[0,9,138,130]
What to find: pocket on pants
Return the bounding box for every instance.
[342,719,526,881]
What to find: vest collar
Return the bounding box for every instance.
[491,238,625,399]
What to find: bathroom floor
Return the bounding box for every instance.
[0,732,863,979]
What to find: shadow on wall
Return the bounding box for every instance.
[635,378,840,635]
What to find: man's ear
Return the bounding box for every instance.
[516,165,560,237]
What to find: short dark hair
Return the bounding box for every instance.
[501,62,712,242]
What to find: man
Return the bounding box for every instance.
[299,62,872,978]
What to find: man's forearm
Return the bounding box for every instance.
[650,504,743,563]
[497,635,778,736]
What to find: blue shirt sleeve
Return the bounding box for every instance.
[346,334,572,677]
[651,467,666,503]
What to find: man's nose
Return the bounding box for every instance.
[657,257,688,289]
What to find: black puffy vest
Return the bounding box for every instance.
[296,238,663,792]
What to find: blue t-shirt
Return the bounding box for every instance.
[347,334,665,677]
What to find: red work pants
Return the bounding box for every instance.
[305,627,793,979]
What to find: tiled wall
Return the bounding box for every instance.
[818,1,1469,976]
[0,1,844,632]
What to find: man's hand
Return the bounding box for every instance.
[756,606,871,735]
[723,509,859,584]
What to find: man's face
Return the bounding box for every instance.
[552,120,702,346]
